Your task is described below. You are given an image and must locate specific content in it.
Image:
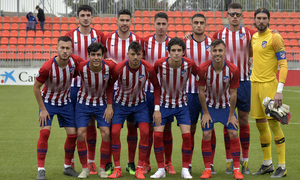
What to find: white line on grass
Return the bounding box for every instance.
[249,120,300,125]
[284,89,300,93]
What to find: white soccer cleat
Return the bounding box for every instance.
[181,168,193,179]
[98,168,108,178]
[78,168,89,179]
[150,169,166,178]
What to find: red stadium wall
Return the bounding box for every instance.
[277,70,300,86]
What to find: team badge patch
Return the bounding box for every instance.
[103,74,109,81]
[262,41,267,48]
[92,38,97,43]
[181,70,187,77]
[280,52,286,59]
[240,33,245,40]
[206,45,211,52]
[223,76,229,83]
[70,66,75,74]
[139,74,146,81]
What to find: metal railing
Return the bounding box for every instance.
[1,0,299,17]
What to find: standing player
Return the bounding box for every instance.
[65,4,105,175]
[75,43,115,178]
[142,12,175,174]
[151,38,198,179]
[251,8,288,178]
[184,13,216,173]
[198,39,243,180]
[102,9,142,175]
[213,2,255,174]
[34,36,83,180]
[108,42,161,179]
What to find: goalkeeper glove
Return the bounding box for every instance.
[262,97,291,125]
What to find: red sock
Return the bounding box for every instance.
[202,139,212,169]
[182,133,192,168]
[127,124,138,163]
[77,140,88,168]
[145,128,153,164]
[37,129,50,168]
[230,137,241,168]
[87,125,97,161]
[223,127,232,160]
[111,124,122,167]
[239,124,250,159]
[190,131,195,163]
[100,141,111,169]
[154,131,164,168]
[137,122,149,167]
[163,130,173,164]
[211,128,216,164]
[65,134,77,165]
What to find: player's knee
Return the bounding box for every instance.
[100,128,110,140]
[77,128,87,141]
[228,130,238,139]
[203,130,212,140]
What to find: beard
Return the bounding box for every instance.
[254,23,269,31]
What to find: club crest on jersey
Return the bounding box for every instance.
[223,76,229,83]
[70,66,75,74]
[74,41,78,44]
[103,74,109,81]
[206,45,211,52]
[139,74,146,81]
[262,41,267,48]
[165,46,168,51]
[181,70,187,77]
[240,33,246,40]
[92,38,97,43]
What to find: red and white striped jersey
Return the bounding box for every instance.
[213,27,256,81]
[76,60,116,106]
[184,35,213,93]
[102,31,142,63]
[36,55,84,106]
[154,57,199,108]
[112,59,160,107]
[143,34,172,92]
[197,60,240,109]
[65,28,104,87]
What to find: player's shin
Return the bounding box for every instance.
[137,122,149,167]
[230,137,241,169]
[100,140,111,169]
[111,124,122,167]
[256,122,272,163]
[202,139,212,169]
[64,134,77,166]
[77,140,88,168]
[182,133,192,168]
[154,131,165,168]
[269,120,286,165]
[37,129,50,168]
[87,125,97,162]
[127,123,138,164]
[239,124,250,160]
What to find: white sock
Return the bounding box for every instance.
[158,168,165,172]
[279,164,286,169]
[182,167,189,171]
[64,164,71,168]
[234,168,240,170]
[242,158,249,162]
[226,159,233,162]
[88,159,95,163]
[38,167,45,171]
[263,159,272,166]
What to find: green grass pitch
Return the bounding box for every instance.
[0,86,299,180]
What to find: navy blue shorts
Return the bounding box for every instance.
[187,93,202,124]
[39,102,75,127]
[237,81,251,112]
[154,105,191,127]
[70,86,79,109]
[75,103,110,128]
[112,102,150,126]
[200,106,237,131]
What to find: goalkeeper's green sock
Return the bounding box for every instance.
[269,119,286,165]
[256,122,272,161]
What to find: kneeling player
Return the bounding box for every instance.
[75,43,115,178]
[109,41,161,179]
[197,39,243,180]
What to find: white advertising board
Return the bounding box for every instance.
[0,68,39,85]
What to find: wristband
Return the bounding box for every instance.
[154,105,160,111]
[277,82,284,93]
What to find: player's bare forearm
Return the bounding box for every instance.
[33,80,46,111]
[103,104,113,123]
[229,88,237,117]
[198,86,209,114]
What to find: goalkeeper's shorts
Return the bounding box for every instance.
[251,79,278,119]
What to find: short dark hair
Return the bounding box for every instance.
[35,5,39,9]
[167,37,186,52]
[210,39,226,49]
[154,12,168,22]
[254,7,270,19]
[58,36,72,44]
[77,5,93,16]
[128,41,142,53]
[118,9,131,18]
[87,43,105,55]
[228,2,242,10]
[191,13,206,21]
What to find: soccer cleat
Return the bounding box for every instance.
[210,164,217,175]
[78,168,89,178]
[271,167,287,178]
[188,164,192,174]
[36,170,46,180]
[165,162,176,174]
[135,167,146,179]
[105,162,114,175]
[143,162,151,174]
[150,169,166,178]
[108,168,123,179]
[200,169,212,179]
[225,161,234,174]
[63,167,79,177]
[98,168,109,178]
[233,169,244,180]
[88,162,97,174]
[181,168,193,179]
[252,164,274,175]
[241,161,250,174]
[126,162,136,175]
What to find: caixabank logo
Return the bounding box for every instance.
[0,70,16,84]
[0,68,39,85]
